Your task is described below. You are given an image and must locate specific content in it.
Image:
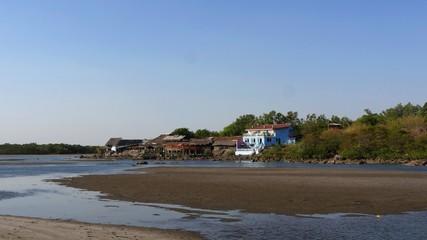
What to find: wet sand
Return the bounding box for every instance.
[57,167,427,215]
[0,215,203,240]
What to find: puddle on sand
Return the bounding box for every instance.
[133,202,242,223]
[0,173,245,237]
[0,191,28,200]
[296,213,372,219]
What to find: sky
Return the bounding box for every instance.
[0,0,426,145]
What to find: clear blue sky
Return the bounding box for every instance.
[1,0,426,145]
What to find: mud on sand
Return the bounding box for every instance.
[56,167,427,215]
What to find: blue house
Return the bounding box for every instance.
[235,124,295,155]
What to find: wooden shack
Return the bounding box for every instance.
[163,136,213,157]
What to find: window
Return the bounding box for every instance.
[267,138,271,142]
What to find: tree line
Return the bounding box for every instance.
[6,102,425,158]
[173,102,427,160]
[263,102,427,160]
[0,143,98,155]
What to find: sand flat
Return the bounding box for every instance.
[0,215,203,240]
[57,167,427,215]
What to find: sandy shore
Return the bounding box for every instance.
[57,167,427,215]
[0,215,203,240]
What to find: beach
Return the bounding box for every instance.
[0,215,203,240]
[57,167,427,215]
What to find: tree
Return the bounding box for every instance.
[221,114,256,136]
[170,128,195,138]
[194,129,219,138]
[420,102,427,117]
[381,102,423,120]
[300,113,329,138]
[357,109,385,126]
[318,129,344,158]
[257,110,280,124]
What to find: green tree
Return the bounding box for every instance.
[257,110,280,124]
[381,102,423,120]
[318,129,344,158]
[194,129,219,138]
[357,109,385,126]
[300,114,329,138]
[170,128,195,138]
[221,114,256,136]
[420,102,427,117]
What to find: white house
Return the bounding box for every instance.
[235,124,295,156]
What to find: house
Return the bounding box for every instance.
[212,136,241,151]
[163,136,213,157]
[188,138,214,156]
[105,138,144,154]
[235,124,295,156]
[328,123,343,130]
[139,134,169,159]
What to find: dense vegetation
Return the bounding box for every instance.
[173,102,427,160]
[8,102,425,159]
[170,127,219,138]
[262,103,427,160]
[0,143,98,155]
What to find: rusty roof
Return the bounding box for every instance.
[163,135,186,142]
[212,136,241,147]
[189,138,213,146]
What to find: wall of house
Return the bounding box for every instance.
[274,127,296,144]
[243,136,265,147]
[242,126,295,148]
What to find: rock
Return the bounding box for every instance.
[403,160,426,167]
[135,161,148,165]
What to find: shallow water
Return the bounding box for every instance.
[0,155,427,239]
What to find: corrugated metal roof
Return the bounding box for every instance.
[163,135,186,141]
[105,138,143,148]
[105,138,122,147]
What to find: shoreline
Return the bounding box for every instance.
[1,154,426,167]
[0,215,203,240]
[87,154,427,167]
[56,167,427,216]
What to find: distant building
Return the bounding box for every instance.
[235,124,295,156]
[328,123,343,130]
[163,136,213,157]
[105,138,144,153]
[139,134,169,159]
[212,136,242,151]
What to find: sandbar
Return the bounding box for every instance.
[57,167,427,215]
